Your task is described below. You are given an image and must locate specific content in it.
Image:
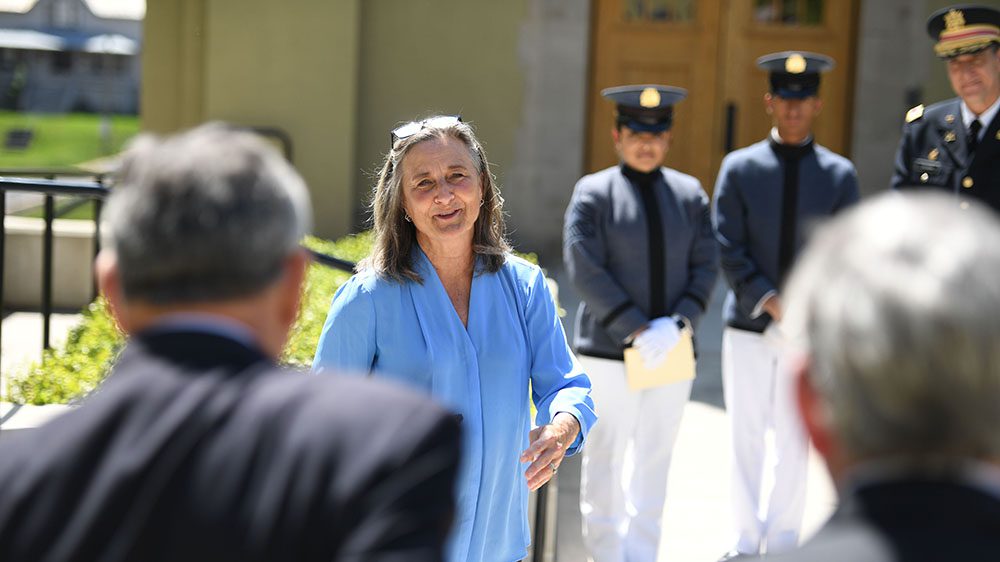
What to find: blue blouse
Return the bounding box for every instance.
[312,248,596,562]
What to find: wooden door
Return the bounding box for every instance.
[586,0,725,187]
[586,0,859,194]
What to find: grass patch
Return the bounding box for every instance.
[0,111,138,169]
[16,198,98,220]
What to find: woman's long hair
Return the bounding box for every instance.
[359,119,510,283]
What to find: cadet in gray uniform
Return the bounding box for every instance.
[712,52,859,559]
[891,5,1000,212]
[564,85,717,562]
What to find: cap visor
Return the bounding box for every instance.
[622,120,671,133]
[773,88,817,99]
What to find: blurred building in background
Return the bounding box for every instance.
[0,0,141,114]
[136,0,999,256]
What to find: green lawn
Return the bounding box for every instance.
[18,198,98,220]
[0,111,139,169]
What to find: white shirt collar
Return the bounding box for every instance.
[961,95,1000,139]
[769,126,813,146]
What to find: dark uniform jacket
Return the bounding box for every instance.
[764,477,1000,562]
[891,98,1000,212]
[713,138,859,333]
[564,164,718,361]
[0,330,460,562]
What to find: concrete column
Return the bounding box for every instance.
[507,0,593,261]
[850,0,930,194]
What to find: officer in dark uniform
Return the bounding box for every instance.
[891,4,1000,211]
[564,84,717,562]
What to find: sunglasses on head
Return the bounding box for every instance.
[390,115,462,145]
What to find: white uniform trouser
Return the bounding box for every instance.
[722,327,808,555]
[579,355,692,562]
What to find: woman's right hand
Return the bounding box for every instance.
[519,412,580,491]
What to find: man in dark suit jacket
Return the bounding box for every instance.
[0,123,461,562]
[764,192,1000,561]
[892,5,1000,211]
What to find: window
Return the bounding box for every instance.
[624,0,695,23]
[52,51,73,73]
[753,0,823,25]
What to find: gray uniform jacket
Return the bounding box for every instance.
[891,97,1000,213]
[564,164,718,361]
[713,138,859,333]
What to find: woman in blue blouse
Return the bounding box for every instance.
[312,116,596,562]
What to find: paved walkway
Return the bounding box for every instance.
[1,311,82,395]
[549,269,837,561]
[0,311,81,440]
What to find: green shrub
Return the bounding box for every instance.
[8,234,370,404]
[7,231,542,405]
[5,298,124,405]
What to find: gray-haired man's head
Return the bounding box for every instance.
[105,123,312,304]
[785,193,1000,473]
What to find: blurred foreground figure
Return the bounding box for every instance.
[766,192,1000,561]
[0,123,460,562]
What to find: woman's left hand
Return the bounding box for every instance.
[520,412,581,491]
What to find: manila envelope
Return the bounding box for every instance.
[623,330,696,391]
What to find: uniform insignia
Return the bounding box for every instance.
[920,172,930,183]
[945,131,957,143]
[929,148,939,160]
[996,131,1000,140]
[945,114,955,123]
[945,9,966,31]
[639,87,661,108]
[785,53,807,74]
[963,177,974,188]
[906,104,924,123]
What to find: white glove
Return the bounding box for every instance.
[632,316,681,370]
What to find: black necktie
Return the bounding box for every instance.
[969,119,982,155]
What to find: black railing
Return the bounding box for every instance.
[0,175,355,369]
[0,174,109,359]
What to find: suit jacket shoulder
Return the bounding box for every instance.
[661,166,706,200]
[572,165,618,198]
[720,140,775,173]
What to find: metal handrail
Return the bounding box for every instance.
[0,176,355,366]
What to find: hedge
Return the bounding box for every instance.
[6,233,541,405]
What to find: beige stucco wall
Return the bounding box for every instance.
[140,0,1000,259]
[2,217,95,309]
[141,0,361,240]
[353,0,528,233]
